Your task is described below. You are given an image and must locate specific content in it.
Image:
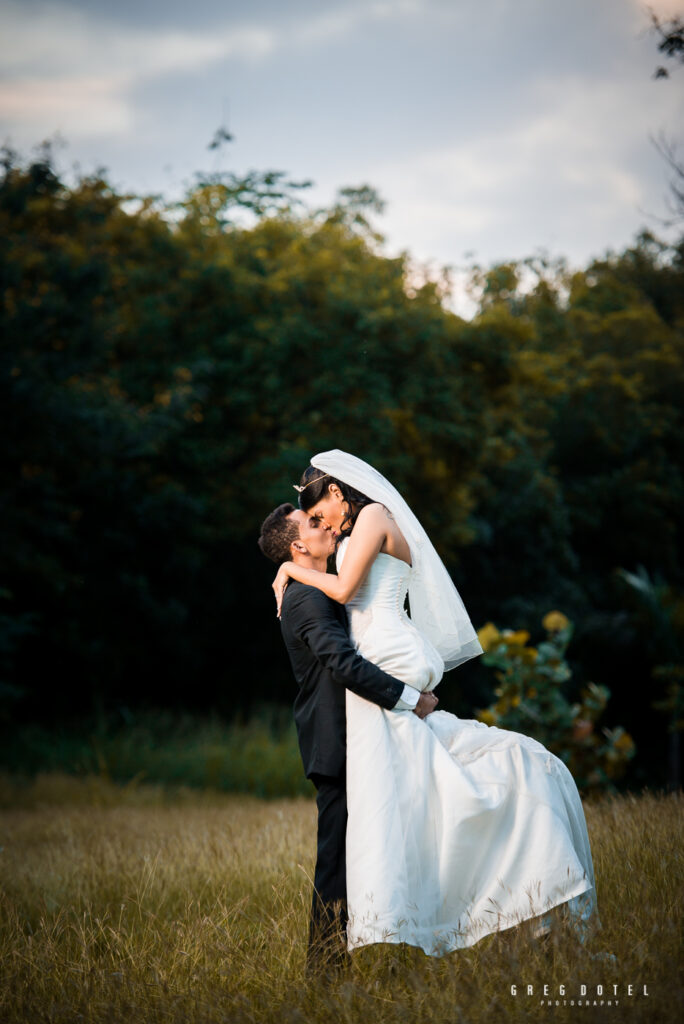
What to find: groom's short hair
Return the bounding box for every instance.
[258,502,300,564]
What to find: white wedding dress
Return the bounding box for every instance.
[338,537,599,956]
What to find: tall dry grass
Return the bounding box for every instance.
[0,772,681,1023]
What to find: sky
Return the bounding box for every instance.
[1,0,682,313]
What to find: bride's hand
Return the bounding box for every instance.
[272,562,294,619]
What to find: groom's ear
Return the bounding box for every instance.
[290,539,307,557]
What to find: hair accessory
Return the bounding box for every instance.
[293,472,329,494]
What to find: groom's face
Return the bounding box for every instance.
[287,509,336,560]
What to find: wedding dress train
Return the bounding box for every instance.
[339,539,599,956]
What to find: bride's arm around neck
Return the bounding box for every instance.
[278,504,390,605]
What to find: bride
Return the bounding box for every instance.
[272,449,600,956]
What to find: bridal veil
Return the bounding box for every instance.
[309,449,483,675]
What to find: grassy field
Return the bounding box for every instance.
[0,773,681,1023]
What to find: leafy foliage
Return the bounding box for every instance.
[475,613,635,792]
[650,10,684,79]
[1,143,683,789]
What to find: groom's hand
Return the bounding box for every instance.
[413,692,438,719]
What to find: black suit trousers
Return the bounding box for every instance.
[308,773,348,968]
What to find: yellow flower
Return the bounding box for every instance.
[503,630,530,647]
[511,694,521,707]
[526,687,538,698]
[477,622,501,652]
[543,610,570,632]
[614,732,635,753]
[477,709,495,725]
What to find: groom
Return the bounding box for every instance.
[258,502,437,971]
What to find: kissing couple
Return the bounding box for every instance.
[258,450,599,972]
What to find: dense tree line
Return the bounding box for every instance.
[1,147,682,788]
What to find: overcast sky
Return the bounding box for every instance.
[1,0,682,312]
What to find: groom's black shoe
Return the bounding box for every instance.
[306,897,350,978]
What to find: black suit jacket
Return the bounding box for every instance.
[280,580,405,780]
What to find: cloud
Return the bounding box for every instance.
[0,1,275,76]
[369,67,681,270]
[0,0,426,139]
[295,0,422,44]
[0,73,133,136]
[0,1,272,138]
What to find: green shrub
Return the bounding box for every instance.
[0,707,313,798]
[475,612,635,791]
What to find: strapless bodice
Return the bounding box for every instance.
[337,540,444,690]
[346,551,411,615]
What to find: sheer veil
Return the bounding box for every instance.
[309,449,483,675]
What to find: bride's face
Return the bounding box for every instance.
[307,484,349,538]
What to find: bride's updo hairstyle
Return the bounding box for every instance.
[297,465,374,541]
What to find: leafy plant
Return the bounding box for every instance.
[475,611,635,792]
